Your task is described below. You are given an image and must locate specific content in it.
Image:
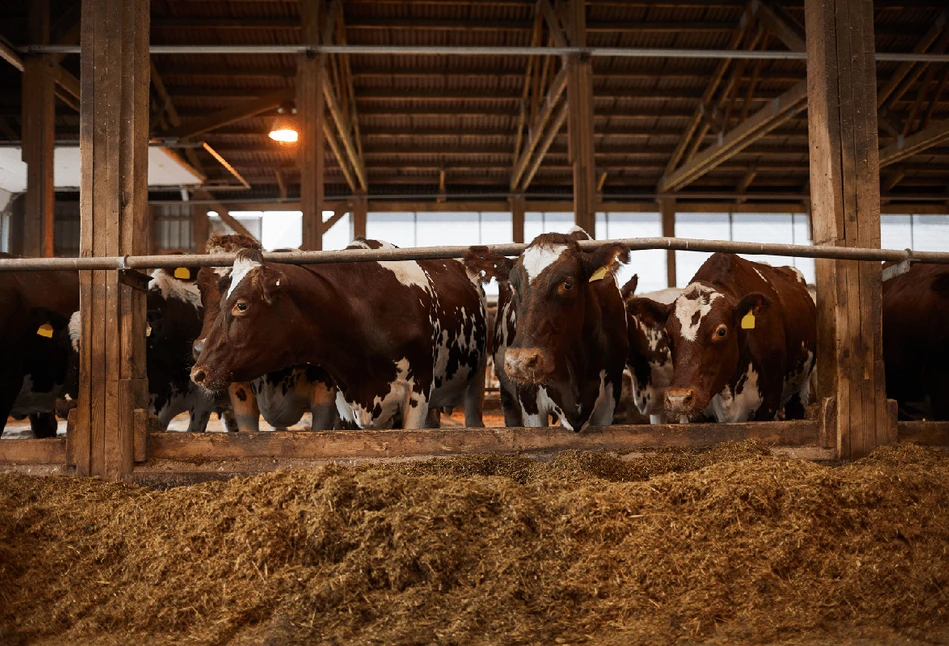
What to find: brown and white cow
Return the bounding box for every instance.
[883,262,949,420]
[193,234,340,431]
[190,241,488,430]
[620,275,682,424]
[659,253,816,423]
[465,228,629,431]
[0,256,78,437]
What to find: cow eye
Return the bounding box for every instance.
[715,325,727,338]
[236,302,248,312]
[562,278,574,290]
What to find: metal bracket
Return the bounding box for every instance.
[117,268,153,292]
[881,257,913,282]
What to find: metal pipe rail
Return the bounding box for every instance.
[0,237,946,272]
[18,44,949,64]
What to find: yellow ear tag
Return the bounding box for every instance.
[588,266,610,282]
[741,311,756,330]
[174,267,191,280]
[37,323,54,338]
[146,323,152,337]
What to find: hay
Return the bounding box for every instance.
[1,441,948,645]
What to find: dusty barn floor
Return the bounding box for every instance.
[1,441,948,645]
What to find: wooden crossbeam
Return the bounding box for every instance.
[323,119,357,192]
[511,65,568,189]
[322,79,368,191]
[519,101,568,190]
[537,0,568,49]
[879,118,949,167]
[160,89,295,140]
[877,10,948,109]
[659,80,808,193]
[751,0,805,52]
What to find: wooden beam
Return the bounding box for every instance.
[879,118,949,168]
[353,194,367,239]
[322,209,347,233]
[566,0,596,236]
[299,0,325,251]
[192,190,257,241]
[510,65,568,190]
[658,80,808,193]
[519,100,568,191]
[514,11,543,162]
[537,0,569,49]
[275,169,287,199]
[76,0,150,479]
[159,89,295,140]
[876,10,948,109]
[806,0,889,460]
[752,0,805,52]
[659,198,676,288]
[322,79,368,191]
[21,0,55,259]
[192,204,209,252]
[511,194,525,243]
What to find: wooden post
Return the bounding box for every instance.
[192,204,208,252]
[660,198,676,288]
[805,0,890,459]
[146,205,156,254]
[75,0,150,479]
[352,193,367,239]
[21,0,56,258]
[565,0,596,236]
[511,194,525,243]
[299,0,325,251]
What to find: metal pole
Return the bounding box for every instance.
[18,43,949,64]
[0,237,946,271]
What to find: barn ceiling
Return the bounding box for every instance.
[0,0,947,207]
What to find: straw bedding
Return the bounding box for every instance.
[1,441,947,645]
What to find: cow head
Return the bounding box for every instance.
[497,233,628,384]
[624,296,674,416]
[190,249,293,392]
[663,282,772,418]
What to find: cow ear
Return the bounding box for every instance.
[582,244,630,282]
[626,296,672,327]
[620,274,639,302]
[463,247,514,284]
[736,292,772,330]
[257,265,285,304]
[566,225,592,241]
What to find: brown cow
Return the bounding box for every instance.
[660,253,816,423]
[465,228,629,430]
[883,262,949,420]
[190,243,487,429]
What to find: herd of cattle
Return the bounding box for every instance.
[2,227,947,437]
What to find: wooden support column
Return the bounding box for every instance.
[146,206,156,254]
[21,0,56,258]
[806,0,890,460]
[76,0,150,479]
[352,193,367,240]
[565,0,596,236]
[299,0,325,251]
[659,198,676,288]
[192,204,209,252]
[510,194,525,243]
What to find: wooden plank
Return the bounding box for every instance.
[658,80,808,193]
[519,100,568,191]
[323,78,368,192]
[299,0,325,251]
[353,194,367,239]
[659,198,676,288]
[323,118,357,192]
[537,0,568,49]
[511,194,525,243]
[0,439,67,464]
[879,118,949,167]
[805,0,886,461]
[898,421,949,446]
[565,0,596,236]
[159,89,295,140]
[514,12,542,164]
[147,420,820,461]
[192,190,256,241]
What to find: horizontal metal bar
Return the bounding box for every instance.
[0,238,946,272]
[20,43,949,63]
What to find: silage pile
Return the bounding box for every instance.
[1,441,948,645]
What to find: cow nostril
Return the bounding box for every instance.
[192,369,206,384]
[683,391,693,405]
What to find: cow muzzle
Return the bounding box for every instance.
[504,347,554,383]
[664,387,698,416]
[190,364,230,393]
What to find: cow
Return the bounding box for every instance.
[658,252,816,423]
[883,262,949,420]
[194,234,340,432]
[190,240,488,430]
[464,227,629,431]
[0,255,79,438]
[620,275,682,424]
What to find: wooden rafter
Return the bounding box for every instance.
[880,118,949,168]
[160,89,295,140]
[751,0,805,52]
[877,10,948,109]
[511,65,568,190]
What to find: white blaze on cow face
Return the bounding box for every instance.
[521,243,568,284]
[226,255,261,300]
[674,284,723,342]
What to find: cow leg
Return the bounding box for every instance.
[229,382,260,432]
[400,389,431,429]
[29,412,59,438]
[424,407,441,428]
[463,359,486,428]
[186,406,212,433]
[220,409,240,432]
[649,413,665,425]
[783,392,806,420]
[308,382,340,431]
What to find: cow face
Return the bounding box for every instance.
[624,296,674,417]
[663,283,771,418]
[501,234,628,384]
[190,250,292,392]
